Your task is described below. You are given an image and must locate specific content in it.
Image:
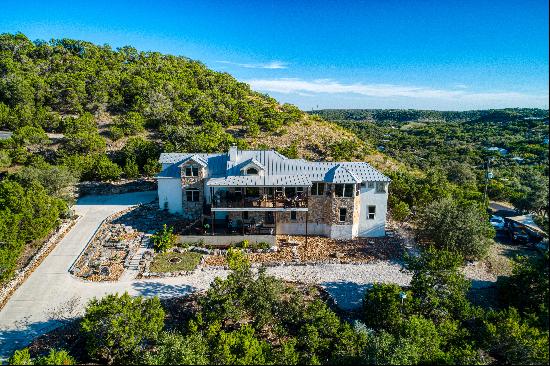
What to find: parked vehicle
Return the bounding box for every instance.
[489,215,505,230]
[504,217,544,244]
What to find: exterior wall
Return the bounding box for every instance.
[357,184,388,237]
[180,162,205,220]
[157,178,183,214]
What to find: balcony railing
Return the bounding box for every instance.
[212,193,308,209]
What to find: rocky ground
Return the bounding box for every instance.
[72,203,184,281]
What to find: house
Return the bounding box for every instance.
[156,146,390,239]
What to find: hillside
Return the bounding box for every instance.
[0,32,396,180]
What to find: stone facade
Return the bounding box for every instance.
[180,161,205,220]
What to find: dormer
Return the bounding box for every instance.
[178,155,207,178]
[240,158,265,176]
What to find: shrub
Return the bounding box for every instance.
[415,197,494,260]
[482,307,549,365]
[80,292,165,364]
[141,331,209,365]
[34,349,76,365]
[406,248,472,323]
[362,283,412,331]
[8,348,32,365]
[151,224,176,253]
[90,155,122,181]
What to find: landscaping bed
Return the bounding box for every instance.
[149,251,203,273]
[202,229,406,267]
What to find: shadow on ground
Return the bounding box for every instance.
[321,281,373,311]
[0,319,64,360]
[132,281,198,298]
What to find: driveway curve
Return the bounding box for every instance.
[0,191,414,358]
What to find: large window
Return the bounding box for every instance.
[312,182,325,196]
[334,184,354,197]
[185,166,199,177]
[367,205,376,220]
[339,207,347,222]
[290,211,297,221]
[186,189,200,202]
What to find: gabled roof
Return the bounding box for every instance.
[178,154,207,167]
[158,148,390,184]
[325,165,360,183]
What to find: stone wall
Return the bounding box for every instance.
[78,178,157,196]
[180,162,204,220]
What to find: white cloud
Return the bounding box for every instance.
[216,60,288,69]
[246,78,548,105]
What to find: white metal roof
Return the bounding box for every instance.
[158,148,390,184]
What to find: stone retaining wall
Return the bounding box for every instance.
[78,178,157,197]
[0,216,80,310]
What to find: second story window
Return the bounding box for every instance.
[367,205,376,219]
[312,182,325,196]
[335,184,354,197]
[290,211,297,220]
[376,182,387,193]
[185,166,199,177]
[186,189,199,202]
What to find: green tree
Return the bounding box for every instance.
[362,283,413,331]
[151,224,176,253]
[80,292,165,364]
[141,332,209,365]
[406,248,472,323]
[7,348,33,365]
[415,197,494,259]
[34,349,75,365]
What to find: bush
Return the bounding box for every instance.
[34,349,76,365]
[8,348,32,365]
[482,307,549,365]
[89,155,122,181]
[406,248,472,323]
[362,283,412,331]
[141,332,209,365]
[80,292,165,364]
[151,224,176,253]
[415,197,494,259]
[497,251,549,330]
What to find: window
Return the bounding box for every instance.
[376,182,387,193]
[246,167,258,175]
[367,205,376,220]
[285,187,296,197]
[186,189,199,202]
[312,182,325,196]
[275,186,283,193]
[339,208,347,222]
[185,166,199,177]
[290,211,297,221]
[242,211,249,220]
[335,184,354,197]
[296,187,304,193]
[367,182,375,189]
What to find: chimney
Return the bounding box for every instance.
[229,144,237,162]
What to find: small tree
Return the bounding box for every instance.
[80,292,165,364]
[8,348,32,365]
[406,248,471,323]
[362,283,413,331]
[415,197,494,259]
[151,224,176,253]
[34,349,75,365]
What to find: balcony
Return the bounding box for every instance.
[211,191,308,210]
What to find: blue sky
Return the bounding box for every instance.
[1,0,548,110]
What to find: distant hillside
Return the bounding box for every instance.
[313,108,549,219]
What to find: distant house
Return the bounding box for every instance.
[156,146,390,239]
[486,147,508,155]
[511,156,525,163]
